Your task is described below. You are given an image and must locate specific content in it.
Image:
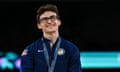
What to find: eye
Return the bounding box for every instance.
[39,15,59,23]
[40,17,49,22]
[50,16,56,19]
[50,15,58,20]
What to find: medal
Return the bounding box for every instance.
[58,48,65,55]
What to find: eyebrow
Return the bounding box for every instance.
[40,15,57,19]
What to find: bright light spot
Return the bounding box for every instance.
[117,54,120,62]
[15,58,21,69]
[5,52,18,60]
[0,58,14,70]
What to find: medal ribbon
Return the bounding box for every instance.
[41,37,61,72]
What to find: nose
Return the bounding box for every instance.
[47,19,52,23]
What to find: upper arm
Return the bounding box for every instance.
[20,45,35,72]
[67,42,82,72]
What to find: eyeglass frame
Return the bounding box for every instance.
[39,15,59,23]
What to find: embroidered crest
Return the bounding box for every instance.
[58,48,65,55]
[21,49,28,56]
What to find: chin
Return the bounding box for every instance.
[46,30,56,33]
[46,29,56,32]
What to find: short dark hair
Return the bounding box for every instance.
[36,4,59,23]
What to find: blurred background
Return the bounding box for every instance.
[0,0,120,72]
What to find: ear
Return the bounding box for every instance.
[58,19,61,26]
[37,23,42,30]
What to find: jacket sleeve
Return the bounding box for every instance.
[68,45,82,72]
[20,45,35,72]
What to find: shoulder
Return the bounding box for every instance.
[21,38,42,56]
[24,37,42,51]
[61,38,79,52]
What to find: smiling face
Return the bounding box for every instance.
[37,11,61,34]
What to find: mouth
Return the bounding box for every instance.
[46,24,55,28]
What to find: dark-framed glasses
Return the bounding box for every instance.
[40,15,59,23]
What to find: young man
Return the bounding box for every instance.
[20,4,82,72]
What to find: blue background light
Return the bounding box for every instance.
[0,51,120,70]
[80,52,120,69]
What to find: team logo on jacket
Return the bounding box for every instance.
[58,48,65,55]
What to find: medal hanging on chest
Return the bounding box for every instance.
[41,37,61,72]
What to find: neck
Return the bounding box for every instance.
[43,31,59,45]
